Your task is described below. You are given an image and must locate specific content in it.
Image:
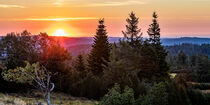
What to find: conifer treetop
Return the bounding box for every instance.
[122,11,143,48]
[148,12,161,44]
[88,19,110,75]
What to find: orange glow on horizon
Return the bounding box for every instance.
[22,17,98,21]
[52,29,68,36]
[43,22,81,37]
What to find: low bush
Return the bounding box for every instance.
[99,83,136,105]
[191,83,210,90]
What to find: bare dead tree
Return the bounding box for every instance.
[2,61,55,105]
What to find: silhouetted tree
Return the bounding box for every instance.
[148,12,160,44]
[75,54,86,72]
[36,33,71,91]
[140,82,168,105]
[190,54,197,67]
[122,11,143,48]
[74,54,87,79]
[196,55,210,82]
[1,30,38,69]
[88,19,111,75]
[177,51,188,66]
[146,12,169,80]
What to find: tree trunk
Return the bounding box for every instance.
[46,92,51,105]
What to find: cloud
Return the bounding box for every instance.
[192,0,209,1]
[0,4,25,8]
[53,0,64,6]
[0,17,99,21]
[72,0,146,7]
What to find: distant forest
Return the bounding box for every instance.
[165,43,210,57]
[66,43,210,57]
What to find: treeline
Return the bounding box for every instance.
[166,43,210,83]
[167,51,210,82]
[0,32,70,92]
[0,12,210,105]
[165,43,210,57]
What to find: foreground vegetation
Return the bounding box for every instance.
[0,92,96,105]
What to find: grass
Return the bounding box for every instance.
[188,82,210,94]
[0,92,97,105]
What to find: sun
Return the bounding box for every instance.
[53,29,68,36]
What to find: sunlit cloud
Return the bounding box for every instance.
[53,2,62,5]
[73,0,146,7]
[53,0,64,7]
[191,0,209,1]
[0,4,25,8]
[5,17,99,21]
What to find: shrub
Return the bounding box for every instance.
[191,83,210,90]
[187,89,210,105]
[138,82,168,105]
[99,83,135,105]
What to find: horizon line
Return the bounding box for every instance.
[1,35,210,39]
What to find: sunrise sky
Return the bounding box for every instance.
[0,0,210,37]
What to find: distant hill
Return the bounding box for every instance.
[52,37,210,56]
[161,37,210,46]
[53,37,120,47]
[165,43,210,57]
[54,37,210,47]
[2,36,210,56]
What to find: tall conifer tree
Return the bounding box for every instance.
[75,54,86,72]
[122,12,143,48]
[148,12,161,44]
[88,19,111,75]
[147,12,169,80]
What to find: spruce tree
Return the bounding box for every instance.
[75,54,86,72]
[147,12,169,80]
[122,11,143,48]
[177,51,188,66]
[148,12,161,44]
[88,19,111,75]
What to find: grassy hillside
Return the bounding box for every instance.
[0,92,97,105]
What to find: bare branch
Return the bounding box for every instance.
[50,83,54,92]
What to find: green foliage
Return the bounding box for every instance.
[195,55,210,82]
[139,82,168,105]
[191,83,210,90]
[88,19,111,75]
[147,12,169,81]
[79,73,104,99]
[165,43,210,57]
[38,33,71,74]
[66,71,105,99]
[187,89,210,105]
[103,54,131,87]
[1,30,38,69]
[103,44,149,96]
[113,40,142,70]
[0,32,71,93]
[2,61,56,105]
[168,51,210,82]
[166,80,191,105]
[177,51,188,66]
[2,61,46,85]
[74,54,86,72]
[99,83,135,105]
[137,12,169,81]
